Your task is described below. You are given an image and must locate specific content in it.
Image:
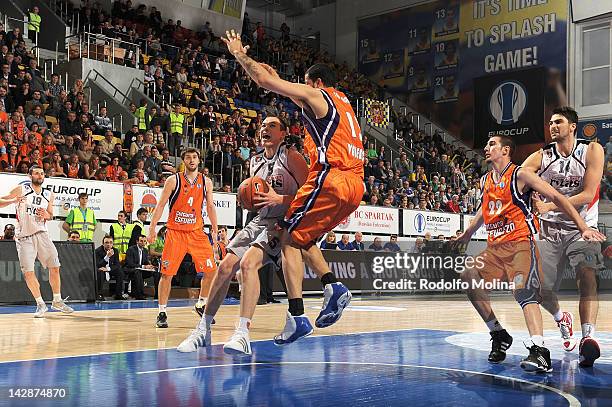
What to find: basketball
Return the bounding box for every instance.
[237,176,269,211]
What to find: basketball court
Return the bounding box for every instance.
[1,294,611,406]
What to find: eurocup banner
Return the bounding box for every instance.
[473,67,546,148]
[357,0,568,150]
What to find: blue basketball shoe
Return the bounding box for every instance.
[315,282,352,328]
[273,311,314,346]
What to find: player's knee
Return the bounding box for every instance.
[218,256,236,277]
[513,287,541,309]
[239,257,258,276]
[160,274,172,282]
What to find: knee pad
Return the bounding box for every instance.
[513,287,541,309]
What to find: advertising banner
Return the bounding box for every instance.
[402,209,461,237]
[334,206,399,235]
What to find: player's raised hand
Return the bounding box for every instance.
[581,228,607,242]
[253,182,282,209]
[222,29,249,55]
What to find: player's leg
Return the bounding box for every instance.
[157,229,187,328]
[300,242,352,328]
[571,239,604,367]
[38,233,73,313]
[510,240,552,373]
[539,222,575,351]
[16,235,47,317]
[460,252,513,364]
[223,245,267,355]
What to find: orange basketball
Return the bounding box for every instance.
[237,176,269,211]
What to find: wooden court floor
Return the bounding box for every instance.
[1,294,612,363]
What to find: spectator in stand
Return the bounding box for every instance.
[67,230,80,241]
[337,234,354,250]
[95,106,113,133]
[320,231,337,250]
[99,130,116,155]
[1,223,15,240]
[61,111,82,137]
[350,232,365,250]
[384,235,401,252]
[446,194,461,213]
[124,235,156,300]
[368,237,384,251]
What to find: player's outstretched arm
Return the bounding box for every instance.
[222,30,323,112]
[518,168,605,241]
[147,175,176,244]
[534,142,604,214]
[0,185,24,208]
[205,176,218,243]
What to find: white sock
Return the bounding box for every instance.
[237,317,251,332]
[531,335,544,347]
[486,318,503,332]
[553,310,564,322]
[159,304,167,313]
[198,314,214,331]
[53,293,62,302]
[198,296,206,303]
[582,323,595,338]
[35,297,45,306]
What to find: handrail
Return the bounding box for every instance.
[84,68,132,106]
[111,113,123,132]
[66,31,140,67]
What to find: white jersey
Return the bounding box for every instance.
[539,139,598,227]
[250,143,300,219]
[15,181,53,238]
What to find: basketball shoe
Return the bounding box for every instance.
[156,312,168,328]
[488,329,513,363]
[193,301,216,323]
[51,298,74,313]
[177,327,211,352]
[579,337,601,367]
[520,340,553,373]
[557,311,577,352]
[315,282,352,328]
[34,303,48,318]
[223,329,252,355]
[274,311,313,345]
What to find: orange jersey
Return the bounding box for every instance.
[481,163,538,243]
[302,87,365,177]
[167,172,207,231]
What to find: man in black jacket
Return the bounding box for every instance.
[125,234,157,300]
[95,235,124,301]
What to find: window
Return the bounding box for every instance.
[579,21,612,107]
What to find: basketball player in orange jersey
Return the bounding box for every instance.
[0,166,74,317]
[457,135,604,373]
[222,30,365,344]
[147,148,218,328]
[522,106,605,367]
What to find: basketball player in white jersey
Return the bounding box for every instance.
[177,115,309,354]
[0,166,74,317]
[523,106,605,367]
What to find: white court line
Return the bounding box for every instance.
[136,361,580,407]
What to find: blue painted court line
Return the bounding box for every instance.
[0,298,240,314]
[1,329,609,406]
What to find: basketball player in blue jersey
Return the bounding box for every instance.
[0,166,74,317]
[177,115,309,354]
[523,106,606,367]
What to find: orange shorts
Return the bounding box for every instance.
[283,168,364,246]
[160,228,216,276]
[477,240,542,289]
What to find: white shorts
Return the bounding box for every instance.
[15,231,61,272]
[226,214,281,267]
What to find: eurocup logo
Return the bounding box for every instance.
[489,81,527,125]
[414,213,426,233]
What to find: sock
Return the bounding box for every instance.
[320,272,337,287]
[288,298,304,316]
[553,310,564,322]
[582,323,595,338]
[531,335,544,347]
[486,318,503,332]
[53,293,62,302]
[238,317,251,332]
[198,314,215,331]
[159,304,167,313]
[35,297,45,306]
